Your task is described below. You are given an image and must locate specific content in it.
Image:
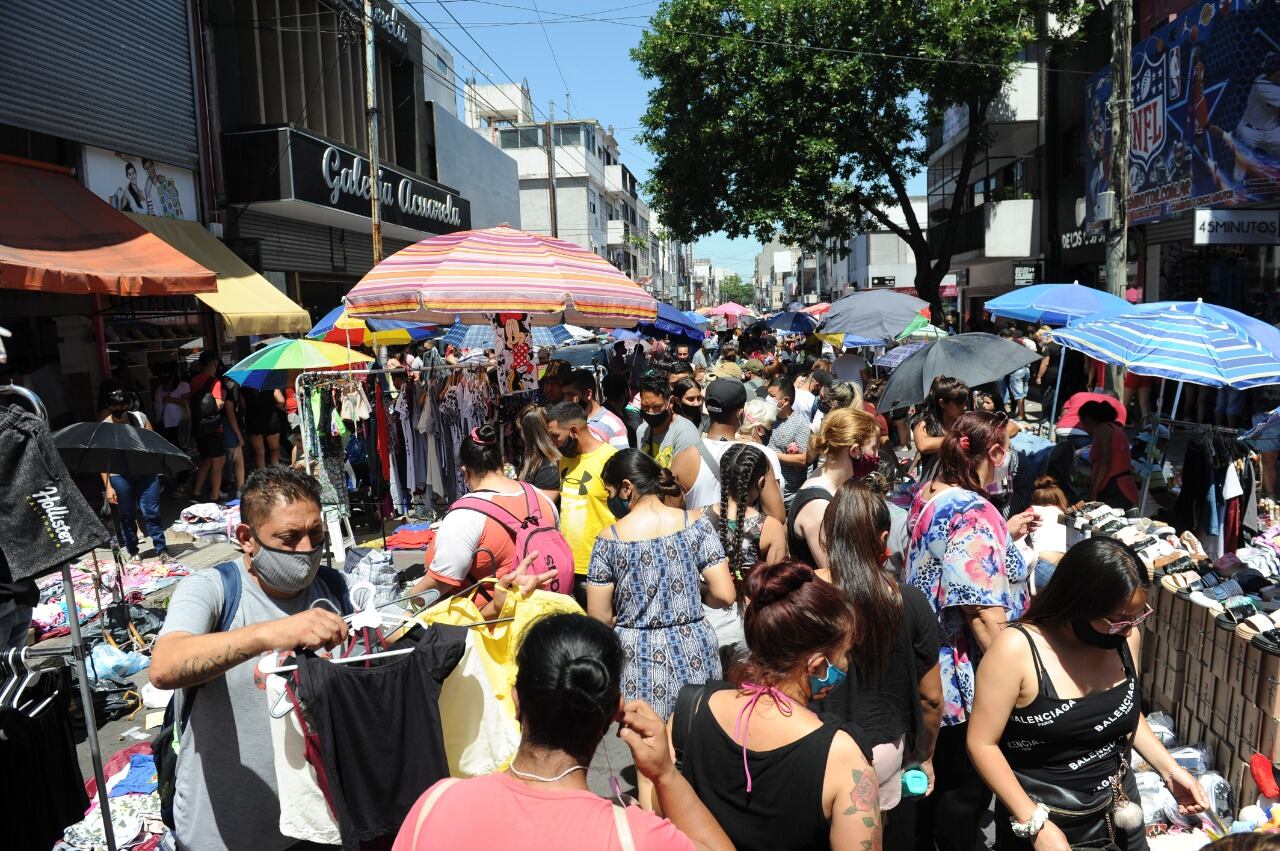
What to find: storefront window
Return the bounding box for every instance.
[1158,243,1280,322]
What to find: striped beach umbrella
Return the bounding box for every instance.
[344,225,657,327]
[1051,299,1280,388]
[307,305,435,347]
[225,339,373,390]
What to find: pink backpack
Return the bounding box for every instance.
[451,483,575,595]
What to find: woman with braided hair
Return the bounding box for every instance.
[704,443,787,593]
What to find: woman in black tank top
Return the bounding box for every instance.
[968,539,1207,851]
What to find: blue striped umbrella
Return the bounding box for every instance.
[1051,300,1280,388]
[439,322,573,349]
[765,311,819,334]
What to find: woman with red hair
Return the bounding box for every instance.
[904,411,1040,851]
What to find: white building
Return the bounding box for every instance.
[754,239,800,310]
[464,80,662,283]
[420,28,457,117]
[832,198,929,295]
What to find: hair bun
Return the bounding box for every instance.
[747,560,815,607]
[557,656,611,714]
[470,425,498,446]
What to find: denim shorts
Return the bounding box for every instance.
[1004,367,1030,402]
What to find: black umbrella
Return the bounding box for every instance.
[819,289,929,341]
[52,421,194,476]
[876,333,1043,413]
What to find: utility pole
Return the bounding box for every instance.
[545,100,558,237]
[362,0,383,263]
[1103,0,1132,302]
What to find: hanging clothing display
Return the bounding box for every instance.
[0,406,112,580]
[490,312,537,395]
[0,669,88,849]
[265,666,342,845]
[288,624,467,850]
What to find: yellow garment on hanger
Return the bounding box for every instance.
[415,582,583,776]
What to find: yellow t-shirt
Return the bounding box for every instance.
[557,443,618,575]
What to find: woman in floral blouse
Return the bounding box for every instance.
[905,410,1040,851]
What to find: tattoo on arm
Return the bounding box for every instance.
[842,767,882,851]
[174,639,255,684]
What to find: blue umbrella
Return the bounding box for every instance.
[765,311,818,334]
[638,303,705,340]
[610,329,644,342]
[440,323,572,349]
[873,341,929,370]
[985,283,1130,326]
[1050,299,1280,389]
[683,310,708,326]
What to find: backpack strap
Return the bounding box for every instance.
[452,493,530,534]
[410,778,461,847]
[315,565,353,616]
[612,801,637,851]
[213,562,243,634]
[671,681,712,771]
[694,440,721,483]
[519,481,544,522]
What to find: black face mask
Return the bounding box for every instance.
[1071,619,1126,650]
[676,404,702,423]
[607,493,631,518]
[558,437,580,458]
[641,409,670,430]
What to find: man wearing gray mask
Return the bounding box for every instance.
[150,466,351,851]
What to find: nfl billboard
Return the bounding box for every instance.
[1084,0,1280,228]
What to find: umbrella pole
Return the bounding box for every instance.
[1139,379,1167,516]
[1048,364,1066,435]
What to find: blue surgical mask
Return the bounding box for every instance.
[809,658,847,700]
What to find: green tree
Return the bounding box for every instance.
[633,0,1088,318]
[717,273,755,306]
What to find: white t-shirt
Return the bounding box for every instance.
[426,485,560,584]
[793,387,817,421]
[684,437,785,511]
[154,381,190,429]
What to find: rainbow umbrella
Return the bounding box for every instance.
[226,339,373,390]
[307,305,435,347]
[344,225,657,327]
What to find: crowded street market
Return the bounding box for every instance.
[5,1,1280,850]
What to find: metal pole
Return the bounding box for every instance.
[362,0,383,264]
[1103,0,1133,392]
[64,560,117,851]
[545,103,558,238]
[1048,362,1066,435]
[1139,379,1166,515]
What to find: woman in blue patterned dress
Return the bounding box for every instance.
[906,411,1040,851]
[587,449,735,807]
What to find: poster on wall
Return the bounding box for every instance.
[1083,0,1280,228]
[489,313,536,396]
[82,145,197,221]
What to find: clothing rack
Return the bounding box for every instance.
[0,383,118,851]
[1137,388,1242,518]
[295,364,498,560]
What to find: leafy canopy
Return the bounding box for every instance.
[717,273,755,305]
[633,0,1089,295]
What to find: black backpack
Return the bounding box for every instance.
[193,382,222,434]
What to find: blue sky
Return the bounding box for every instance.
[414,0,923,281]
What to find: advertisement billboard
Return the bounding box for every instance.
[1084,0,1280,228]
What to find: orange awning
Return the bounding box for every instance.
[0,155,217,296]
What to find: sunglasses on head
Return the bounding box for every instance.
[1103,604,1153,634]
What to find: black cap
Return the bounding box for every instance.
[106,389,128,405]
[811,371,835,390]
[704,378,747,415]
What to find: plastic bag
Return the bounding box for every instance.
[88,643,150,681]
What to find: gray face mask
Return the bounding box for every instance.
[251,535,323,594]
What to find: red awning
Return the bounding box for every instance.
[0,155,216,296]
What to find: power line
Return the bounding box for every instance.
[529,0,575,116]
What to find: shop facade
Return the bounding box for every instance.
[1083,0,1280,319]
[207,0,474,322]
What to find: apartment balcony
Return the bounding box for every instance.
[607,219,635,250]
[928,199,1040,261]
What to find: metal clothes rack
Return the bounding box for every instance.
[0,382,118,851]
[294,364,499,559]
[1136,380,1241,517]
